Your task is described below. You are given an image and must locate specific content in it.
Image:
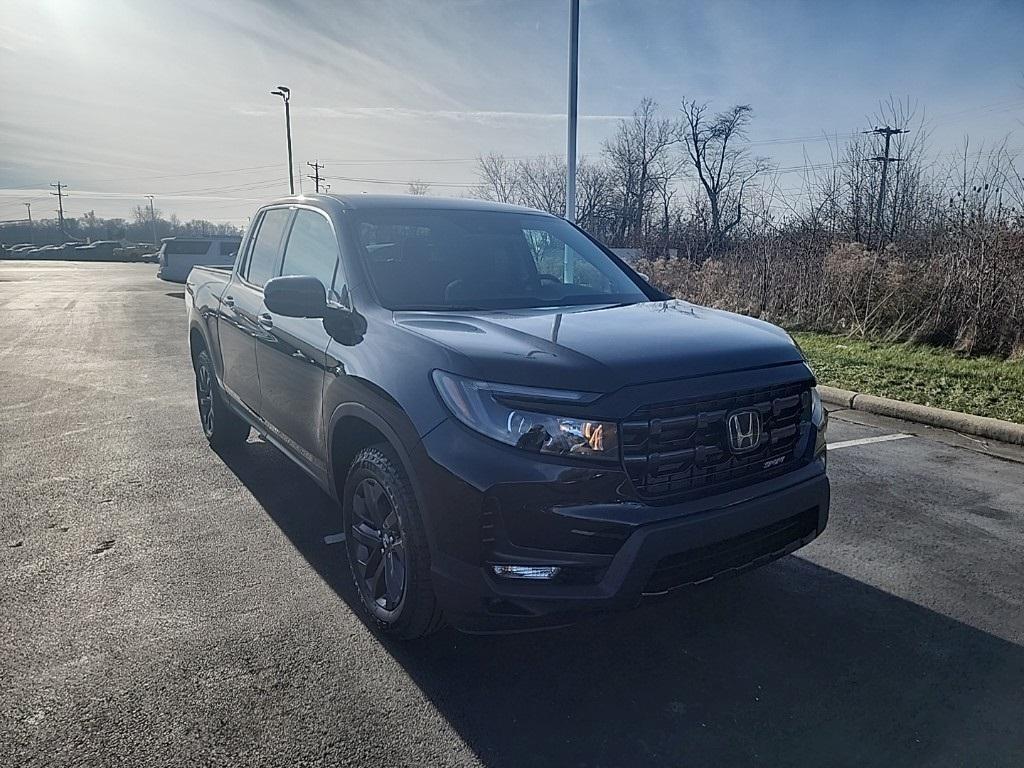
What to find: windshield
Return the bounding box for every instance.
[353,209,649,311]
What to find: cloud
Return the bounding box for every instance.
[235,105,629,124]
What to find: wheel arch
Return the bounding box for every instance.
[189,324,206,364]
[326,402,436,549]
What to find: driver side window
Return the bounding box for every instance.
[522,228,614,293]
[280,209,340,291]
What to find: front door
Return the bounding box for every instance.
[217,275,263,411]
[220,207,293,415]
[255,208,341,471]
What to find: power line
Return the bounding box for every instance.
[328,174,478,188]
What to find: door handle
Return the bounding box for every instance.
[223,295,235,308]
[258,312,274,329]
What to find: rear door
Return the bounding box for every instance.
[255,207,340,471]
[217,207,292,413]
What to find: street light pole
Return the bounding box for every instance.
[145,195,157,245]
[565,0,579,224]
[24,202,33,244]
[271,86,294,194]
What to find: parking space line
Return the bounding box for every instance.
[323,532,346,545]
[829,433,913,450]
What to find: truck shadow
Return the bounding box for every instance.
[219,438,1024,767]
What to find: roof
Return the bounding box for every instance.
[265,193,553,216]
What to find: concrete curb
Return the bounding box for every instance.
[817,385,1024,447]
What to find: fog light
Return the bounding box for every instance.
[491,564,562,580]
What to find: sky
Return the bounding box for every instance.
[1,0,1022,227]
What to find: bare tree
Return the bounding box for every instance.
[603,98,676,246]
[679,99,770,252]
[576,158,618,240]
[517,155,565,215]
[407,180,431,196]
[473,154,521,203]
[471,153,616,238]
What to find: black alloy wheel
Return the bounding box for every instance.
[196,356,216,437]
[343,444,444,638]
[194,348,249,450]
[349,477,407,612]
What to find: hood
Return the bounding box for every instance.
[393,300,805,393]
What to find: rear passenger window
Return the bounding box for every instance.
[245,209,291,288]
[165,239,212,255]
[280,210,339,290]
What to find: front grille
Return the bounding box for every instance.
[621,381,813,501]
[643,506,819,594]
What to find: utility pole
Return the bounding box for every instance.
[24,202,33,244]
[271,86,294,194]
[145,194,158,245]
[50,182,67,231]
[865,126,906,248]
[565,0,580,224]
[306,160,325,193]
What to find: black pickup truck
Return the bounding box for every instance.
[185,194,829,638]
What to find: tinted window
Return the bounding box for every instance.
[164,239,211,255]
[219,240,240,256]
[280,209,339,289]
[245,208,291,287]
[354,209,646,310]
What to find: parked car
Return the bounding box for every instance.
[185,194,830,639]
[32,244,64,259]
[116,242,156,262]
[73,241,118,261]
[158,236,241,282]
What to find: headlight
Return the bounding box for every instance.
[811,387,828,459]
[811,387,825,426]
[432,370,618,462]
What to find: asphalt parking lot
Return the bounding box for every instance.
[2,261,1023,767]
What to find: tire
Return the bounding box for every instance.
[343,443,444,639]
[194,347,250,451]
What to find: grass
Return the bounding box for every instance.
[792,331,1024,425]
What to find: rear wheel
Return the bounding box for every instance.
[194,348,249,450]
[343,444,444,639]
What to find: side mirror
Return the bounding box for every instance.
[264,275,327,318]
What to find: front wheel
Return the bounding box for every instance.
[343,444,444,639]
[194,348,249,450]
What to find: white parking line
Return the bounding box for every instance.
[323,532,346,545]
[828,433,913,450]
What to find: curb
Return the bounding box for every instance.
[817,385,1024,447]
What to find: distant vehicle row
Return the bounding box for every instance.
[0,241,156,262]
[1,235,241,272]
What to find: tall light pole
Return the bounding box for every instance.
[145,194,157,245]
[271,85,294,194]
[24,202,33,244]
[565,0,579,224]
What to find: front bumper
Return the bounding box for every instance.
[416,419,829,633]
